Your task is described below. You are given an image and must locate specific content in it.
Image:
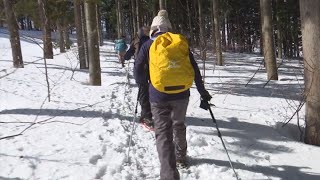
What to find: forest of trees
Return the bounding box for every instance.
[0,0,319,145]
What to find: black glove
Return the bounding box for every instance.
[201,90,212,102]
[200,100,210,110]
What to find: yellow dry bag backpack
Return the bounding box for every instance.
[149,32,195,94]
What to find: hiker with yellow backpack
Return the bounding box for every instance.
[134,10,212,180]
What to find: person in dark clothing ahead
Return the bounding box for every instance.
[124,26,154,130]
[134,10,212,180]
[124,26,150,60]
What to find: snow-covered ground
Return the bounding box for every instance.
[1,31,320,180]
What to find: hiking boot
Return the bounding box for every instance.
[176,158,188,169]
[140,118,154,131]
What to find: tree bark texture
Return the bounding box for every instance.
[212,0,223,66]
[73,0,87,69]
[57,20,65,53]
[3,0,24,68]
[81,3,89,67]
[85,0,101,86]
[276,0,283,59]
[159,0,165,10]
[131,0,137,36]
[96,5,103,46]
[136,0,140,29]
[300,0,320,145]
[198,0,206,59]
[38,0,53,59]
[116,0,123,38]
[260,0,278,80]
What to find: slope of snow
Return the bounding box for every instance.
[1,31,320,180]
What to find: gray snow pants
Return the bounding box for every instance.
[151,98,189,180]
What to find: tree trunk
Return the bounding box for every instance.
[213,0,223,66]
[227,18,232,51]
[211,4,216,53]
[116,0,120,38]
[131,0,137,36]
[293,16,299,57]
[159,0,165,10]
[136,0,140,29]
[198,0,205,57]
[27,17,33,30]
[186,0,194,51]
[3,0,24,68]
[73,0,87,69]
[63,25,71,50]
[96,5,103,46]
[260,0,278,80]
[57,20,65,53]
[81,3,89,67]
[276,0,283,59]
[38,0,53,59]
[259,1,264,56]
[153,0,158,16]
[221,16,226,52]
[197,0,206,82]
[19,18,24,30]
[300,0,320,146]
[116,0,123,38]
[84,0,101,86]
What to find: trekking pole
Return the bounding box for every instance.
[122,60,131,112]
[127,86,141,163]
[207,105,240,180]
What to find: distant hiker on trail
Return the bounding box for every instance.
[114,35,127,68]
[124,26,150,60]
[134,10,212,180]
[124,26,154,130]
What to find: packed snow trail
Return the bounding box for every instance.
[1,32,320,180]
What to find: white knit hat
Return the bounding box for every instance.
[150,10,172,36]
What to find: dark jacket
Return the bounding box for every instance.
[134,32,207,103]
[124,34,149,60]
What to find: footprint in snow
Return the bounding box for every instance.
[89,154,102,165]
[220,167,229,172]
[101,145,107,155]
[95,165,107,179]
[189,136,208,147]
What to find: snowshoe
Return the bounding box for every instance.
[140,118,155,131]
